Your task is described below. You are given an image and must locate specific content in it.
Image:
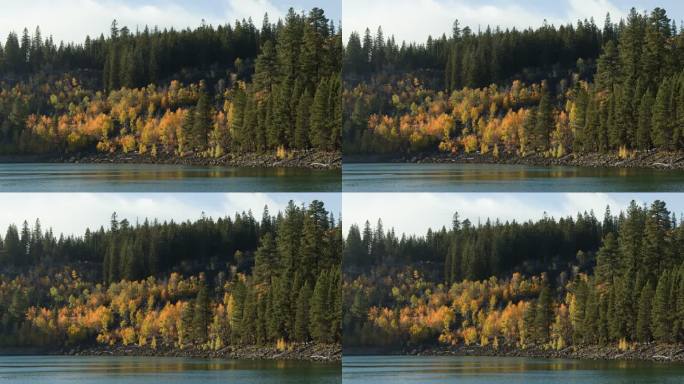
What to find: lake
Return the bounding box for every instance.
[343,355,684,383]
[0,163,340,192]
[0,355,340,383]
[343,163,684,192]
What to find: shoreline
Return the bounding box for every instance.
[0,149,342,170]
[2,343,341,362]
[344,343,684,363]
[344,150,684,170]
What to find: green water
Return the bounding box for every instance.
[343,163,684,192]
[343,355,684,383]
[0,355,339,383]
[0,163,340,192]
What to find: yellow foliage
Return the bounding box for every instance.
[120,327,136,346]
[119,135,136,153]
[276,145,287,159]
[462,326,478,346]
[618,145,632,159]
[462,134,478,153]
[276,338,288,351]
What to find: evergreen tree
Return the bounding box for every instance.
[595,233,619,283]
[583,95,599,152]
[180,107,195,153]
[636,90,654,149]
[294,282,312,341]
[636,283,654,342]
[193,279,210,343]
[254,40,278,92]
[240,287,257,344]
[253,233,278,284]
[180,300,195,346]
[309,78,330,149]
[309,270,331,343]
[229,280,246,342]
[651,271,673,342]
[534,283,553,343]
[651,78,673,149]
[583,285,600,344]
[596,40,620,92]
[2,225,21,266]
[294,89,313,149]
[192,84,212,150]
[4,33,22,74]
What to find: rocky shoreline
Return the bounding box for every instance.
[346,150,684,170]
[347,343,684,363]
[61,342,341,362]
[1,149,341,169]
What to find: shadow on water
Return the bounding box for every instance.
[342,163,684,192]
[0,163,341,192]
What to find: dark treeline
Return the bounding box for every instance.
[0,8,342,155]
[345,210,605,282]
[344,201,684,350]
[344,7,684,156]
[345,17,604,87]
[0,201,341,350]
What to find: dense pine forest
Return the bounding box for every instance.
[344,7,684,160]
[0,201,341,354]
[344,201,684,355]
[0,8,341,159]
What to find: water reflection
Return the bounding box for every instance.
[343,163,684,192]
[0,356,340,383]
[343,355,684,383]
[0,163,340,192]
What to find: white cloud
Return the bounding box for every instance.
[220,193,284,217]
[343,0,625,43]
[226,0,284,23]
[559,193,621,217]
[0,0,284,44]
[567,0,625,23]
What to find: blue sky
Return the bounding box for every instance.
[343,0,684,43]
[0,0,340,44]
[0,193,341,236]
[343,193,684,236]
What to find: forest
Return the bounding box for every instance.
[344,7,684,158]
[344,201,684,352]
[0,201,341,351]
[0,8,341,157]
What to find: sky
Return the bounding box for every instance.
[343,0,684,43]
[0,0,340,44]
[343,193,684,236]
[0,193,340,236]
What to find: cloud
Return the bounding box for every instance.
[343,0,625,43]
[0,0,284,44]
[220,193,284,217]
[567,0,625,23]
[225,0,284,23]
[558,193,621,217]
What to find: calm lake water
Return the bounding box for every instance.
[0,163,340,192]
[0,356,340,383]
[343,163,684,192]
[343,355,684,383]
